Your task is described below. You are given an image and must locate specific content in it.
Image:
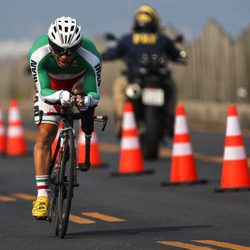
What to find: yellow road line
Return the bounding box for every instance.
[69,214,96,224]
[193,240,250,250]
[82,212,125,222]
[157,241,215,249]
[11,193,36,200]
[156,241,215,250]
[0,194,16,202]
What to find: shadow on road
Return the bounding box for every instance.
[67,225,211,239]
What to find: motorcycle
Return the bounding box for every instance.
[103,33,186,159]
[125,53,175,159]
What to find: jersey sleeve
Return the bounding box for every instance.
[78,38,102,105]
[28,37,61,104]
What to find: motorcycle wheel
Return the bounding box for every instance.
[142,107,163,159]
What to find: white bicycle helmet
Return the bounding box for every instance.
[48,16,82,49]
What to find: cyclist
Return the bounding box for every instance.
[102,5,187,137]
[28,16,102,219]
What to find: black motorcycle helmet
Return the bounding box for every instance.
[133,5,160,32]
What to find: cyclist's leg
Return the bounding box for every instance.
[81,106,95,135]
[32,93,60,218]
[79,106,95,170]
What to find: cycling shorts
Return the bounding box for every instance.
[34,92,60,127]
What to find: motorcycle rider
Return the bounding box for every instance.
[102,5,187,138]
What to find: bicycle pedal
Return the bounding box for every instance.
[77,163,91,172]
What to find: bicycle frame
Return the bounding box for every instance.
[40,107,108,238]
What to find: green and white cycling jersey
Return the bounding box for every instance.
[28,34,102,105]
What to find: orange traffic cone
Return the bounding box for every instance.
[0,102,6,156]
[112,102,154,176]
[77,128,107,168]
[162,104,207,186]
[215,105,250,192]
[6,100,26,157]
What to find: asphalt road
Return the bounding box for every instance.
[1,118,250,250]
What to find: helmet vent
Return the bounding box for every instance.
[53,26,57,33]
[76,33,81,41]
[60,34,64,44]
[68,35,72,43]
[65,27,68,32]
[59,25,62,31]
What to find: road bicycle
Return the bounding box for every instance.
[38,105,108,238]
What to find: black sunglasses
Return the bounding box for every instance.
[49,40,80,56]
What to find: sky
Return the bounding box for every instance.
[0,0,250,43]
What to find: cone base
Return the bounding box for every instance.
[214,186,250,193]
[111,169,154,177]
[91,162,109,169]
[162,179,208,186]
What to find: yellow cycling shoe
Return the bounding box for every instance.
[32,196,49,219]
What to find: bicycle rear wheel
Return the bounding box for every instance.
[57,129,75,238]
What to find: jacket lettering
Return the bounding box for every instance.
[30,59,38,83]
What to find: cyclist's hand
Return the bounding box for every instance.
[84,96,91,108]
[79,96,91,111]
[59,90,71,107]
[75,94,84,108]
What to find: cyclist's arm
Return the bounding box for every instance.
[78,39,102,107]
[28,43,62,104]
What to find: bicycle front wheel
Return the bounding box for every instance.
[57,129,75,238]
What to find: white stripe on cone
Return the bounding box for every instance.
[8,108,21,122]
[121,137,140,150]
[175,116,189,134]
[78,130,98,144]
[226,117,241,136]
[172,143,193,156]
[122,112,137,130]
[7,126,24,137]
[224,146,247,160]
